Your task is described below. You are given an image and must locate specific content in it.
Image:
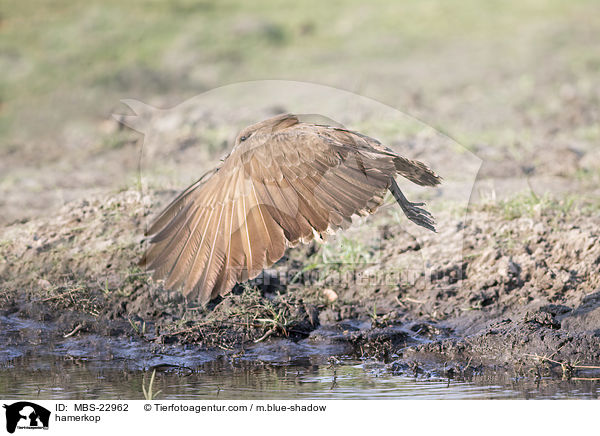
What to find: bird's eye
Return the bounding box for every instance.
[240,135,248,142]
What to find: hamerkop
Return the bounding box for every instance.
[140,114,441,305]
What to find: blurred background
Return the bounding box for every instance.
[1,2,600,401]
[1,0,599,225]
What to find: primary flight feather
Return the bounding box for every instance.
[140,114,441,305]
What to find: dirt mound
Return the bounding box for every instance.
[1,188,599,375]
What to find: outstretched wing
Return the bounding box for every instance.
[141,116,401,305]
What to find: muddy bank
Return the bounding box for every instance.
[1,187,599,377]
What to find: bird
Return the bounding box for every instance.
[140,113,441,305]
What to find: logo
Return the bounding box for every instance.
[3,402,50,434]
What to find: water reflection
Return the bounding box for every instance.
[2,355,600,400]
[1,315,599,400]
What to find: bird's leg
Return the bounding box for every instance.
[389,178,436,232]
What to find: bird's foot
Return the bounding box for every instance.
[400,200,436,232]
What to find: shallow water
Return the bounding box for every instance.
[1,315,599,400]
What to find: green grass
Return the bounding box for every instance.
[580,198,600,215]
[481,190,578,221]
[2,0,599,149]
[142,369,161,400]
[303,235,376,277]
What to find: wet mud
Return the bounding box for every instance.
[1,185,599,381]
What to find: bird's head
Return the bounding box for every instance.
[234,114,299,146]
[234,124,258,145]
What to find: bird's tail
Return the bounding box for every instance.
[389,178,436,232]
[393,156,441,187]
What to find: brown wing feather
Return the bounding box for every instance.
[145,168,218,236]
[142,114,440,305]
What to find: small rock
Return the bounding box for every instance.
[37,279,52,290]
[322,288,338,303]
